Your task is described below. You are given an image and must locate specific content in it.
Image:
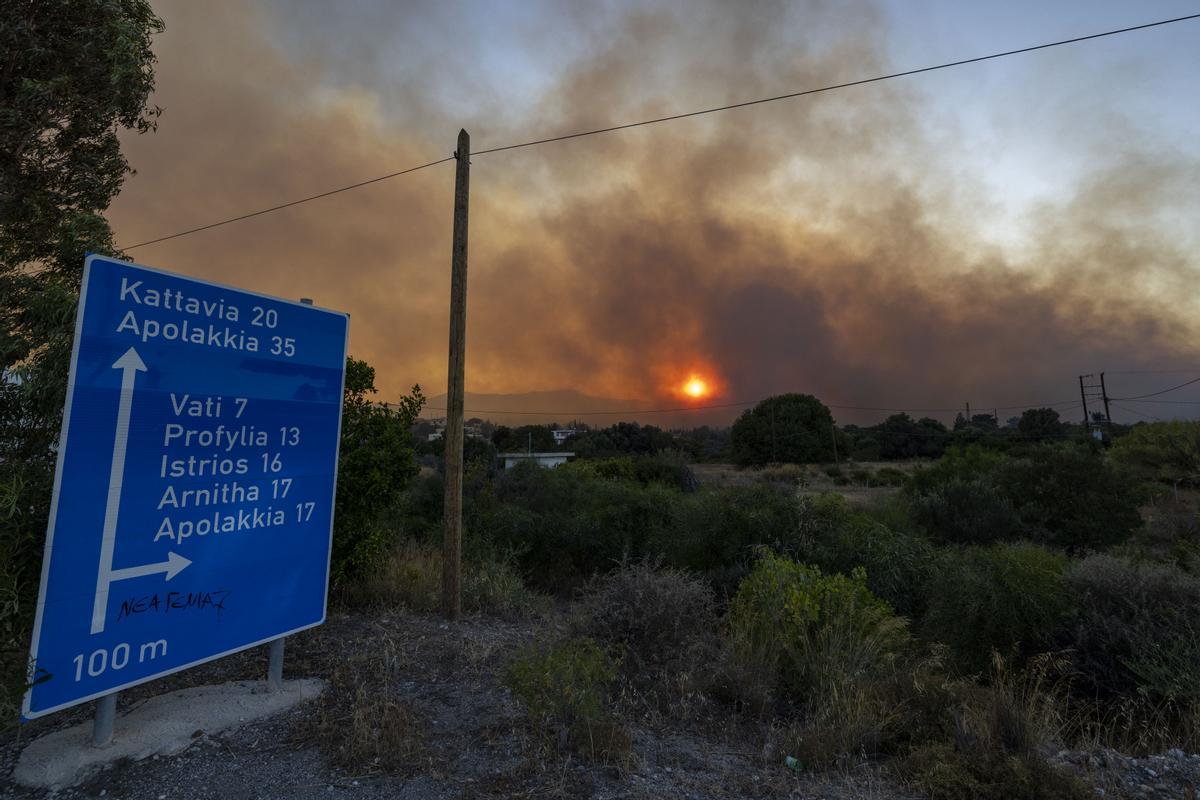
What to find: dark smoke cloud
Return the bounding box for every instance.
[109,0,1200,427]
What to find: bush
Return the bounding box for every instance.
[729,552,910,703]
[911,477,1025,545]
[572,562,717,691]
[893,653,1086,800]
[333,360,423,582]
[1110,421,1200,489]
[909,444,1143,551]
[993,445,1143,551]
[504,637,629,763]
[297,639,428,773]
[342,539,536,617]
[896,742,1088,800]
[873,466,909,487]
[468,463,800,593]
[1065,554,1200,704]
[922,543,1071,674]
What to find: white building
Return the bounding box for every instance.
[551,428,579,444]
[501,452,574,470]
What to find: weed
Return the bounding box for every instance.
[504,637,631,765]
[296,639,428,774]
[342,538,537,617]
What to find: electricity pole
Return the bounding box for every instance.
[442,129,470,621]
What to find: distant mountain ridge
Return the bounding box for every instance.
[421,389,651,425]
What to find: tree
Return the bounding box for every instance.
[1018,407,1064,441]
[993,444,1143,551]
[1110,421,1200,490]
[333,359,424,581]
[1,0,164,712]
[567,422,677,458]
[730,394,835,466]
[873,413,950,460]
[493,424,557,453]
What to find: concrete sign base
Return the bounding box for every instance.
[15,679,324,790]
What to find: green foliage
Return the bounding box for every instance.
[1017,408,1064,441]
[911,477,1025,545]
[341,538,536,617]
[922,543,1071,673]
[795,495,936,619]
[568,421,678,458]
[1064,554,1200,704]
[908,446,1007,496]
[504,637,629,762]
[1110,421,1200,488]
[730,393,836,466]
[332,358,423,582]
[873,466,909,487]
[729,552,910,701]
[909,444,1142,551]
[491,424,557,453]
[874,413,952,460]
[563,451,696,492]
[994,445,1143,551]
[0,0,163,722]
[462,463,797,593]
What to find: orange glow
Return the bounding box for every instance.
[682,376,710,399]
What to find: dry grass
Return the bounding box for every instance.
[293,635,431,774]
[340,538,539,617]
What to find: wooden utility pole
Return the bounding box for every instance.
[442,129,470,621]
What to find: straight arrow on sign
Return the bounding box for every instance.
[90,347,192,635]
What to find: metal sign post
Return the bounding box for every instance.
[23,255,348,721]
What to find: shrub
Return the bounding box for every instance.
[873,466,909,487]
[909,444,1143,551]
[911,476,1025,545]
[993,445,1143,551]
[896,742,1088,800]
[729,552,910,703]
[1110,421,1200,489]
[297,639,428,773]
[922,543,1071,674]
[812,517,936,620]
[893,653,1086,800]
[572,562,717,691]
[343,539,536,617]
[504,637,629,763]
[1065,554,1200,704]
[333,360,423,582]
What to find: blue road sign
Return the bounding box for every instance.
[23,255,348,719]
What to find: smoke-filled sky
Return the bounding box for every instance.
[108,0,1200,426]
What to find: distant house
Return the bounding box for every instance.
[551,428,578,445]
[501,452,574,470]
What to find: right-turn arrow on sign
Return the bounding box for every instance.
[23,255,349,720]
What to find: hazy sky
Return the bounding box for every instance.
[108,1,1200,426]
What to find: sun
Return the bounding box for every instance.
[683,376,710,399]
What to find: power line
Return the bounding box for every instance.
[120,12,1200,251]
[1105,369,1200,375]
[1110,402,1161,422]
[420,395,1081,418]
[1111,376,1200,401]
[1117,398,1200,406]
[123,157,456,250]
[472,13,1200,157]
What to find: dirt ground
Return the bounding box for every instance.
[1,610,915,800]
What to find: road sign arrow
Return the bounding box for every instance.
[112,346,147,374]
[90,346,149,635]
[109,551,192,583]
